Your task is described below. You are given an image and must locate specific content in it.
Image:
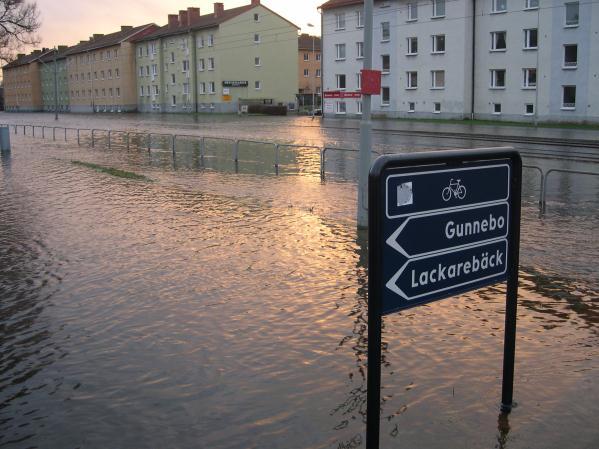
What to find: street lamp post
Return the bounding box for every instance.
[307,23,319,116]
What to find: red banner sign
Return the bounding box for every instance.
[323,91,362,99]
[361,69,382,95]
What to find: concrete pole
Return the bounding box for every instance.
[0,126,11,152]
[312,35,316,115]
[357,0,374,229]
[54,48,59,121]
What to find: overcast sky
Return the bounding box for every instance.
[35,0,324,49]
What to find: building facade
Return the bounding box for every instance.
[2,49,53,112]
[320,0,599,123]
[298,34,322,108]
[65,24,158,113]
[39,46,70,112]
[133,0,299,113]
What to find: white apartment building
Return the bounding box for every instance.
[320,0,599,123]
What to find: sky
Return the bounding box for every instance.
[34,0,324,49]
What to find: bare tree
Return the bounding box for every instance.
[0,0,41,64]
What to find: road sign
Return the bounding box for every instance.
[366,149,522,449]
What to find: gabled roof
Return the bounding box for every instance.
[319,0,364,11]
[298,34,321,51]
[134,3,299,43]
[64,24,157,56]
[2,49,54,69]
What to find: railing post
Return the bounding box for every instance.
[200,137,205,160]
[147,133,151,154]
[77,129,80,146]
[274,143,280,169]
[42,126,45,139]
[23,125,26,136]
[91,129,95,148]
[172,135,176,158]
[320,148,326,180]
[64,127,67,141]
[32,126,35,137]
[108,130,112,149]
[126,133,130,150]
[541,170,551,211]
[14,125,17,135]
[234,140,239,162]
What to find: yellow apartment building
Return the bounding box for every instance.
[298,34,321,110]
[2,49,53,112]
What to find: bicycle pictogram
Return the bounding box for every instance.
[442,179,467,202]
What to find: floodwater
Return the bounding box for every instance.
[0,113,598,449]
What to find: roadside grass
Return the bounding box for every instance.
[71,160,152,181]
[375,116,599,131]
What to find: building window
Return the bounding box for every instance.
[335,43,346,60]
[407,71,418,89]
[523,68,537,88]
[562,85,576,109]
[433,0,446,17]
[208,57,215,70]
[316,53,321,61]
[335,13,346,30]
[382,55,390,73]
[491,69,506,88]
[336,101,346,114]
[316,69,321,77]
[182,60,189,72]
[254,33,260,43]
[198,59,205,71]
[492,0,507,13]
[199,82,205,94]
[153,85,159,95]
[208,34,214,46]
[407,3,418,21]
[171,95,176,106]
[115,68,120,78]
[304,53,309,61]
[151,64,157,76]
[407,37,418,55]
[170,52,175,63]
[525,0,538,9]
[524,29,538,49]
[433,102,441,113]
[171,73,175,84]
[255,57,261,66]
[109,88,113,97]
[432,34,445,53]
[493,103,502,114]
[408,102,415,112]
[565,2,579,26]
[525,103,534,115]
[209,82,215,93]
[431,70,445,88]
[356,10,364,28]
[357,101,363,114]
[255,80,261,90]
[336,74,346,90]
[381,87,390,105]
[381,22,390,41]
[564,44,578,68]
[356,72,362,90]
[254,13,259,22]
[101,71,105,80]
[304,69,309,77]
[138,46,143,57]
[491,31,507,51]
[357,42,364,58]
[197,36,204,48]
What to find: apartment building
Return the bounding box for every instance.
[133,0,299,113]
[298,34,322,108]
[320,0,599,123]
[39,46,70,112]
[65,24,158,113]
[2,49,53,112]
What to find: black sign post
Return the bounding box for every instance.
[367,149,521,449]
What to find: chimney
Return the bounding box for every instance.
[179,10,188,26]
[187,7,200,25]
[214,2,224,17]
[32,50,41,55]
[79,40,86,44]
[93,33,104,40]
[58,45,68,51]
[121,25,133,32]
[17,53,25,59]
[251,0,260,5]
[168,14,179,28]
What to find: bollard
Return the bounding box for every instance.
[0,126,11,152]
[234,140,239,162]
[91,129,95,148]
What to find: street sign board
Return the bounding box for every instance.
[370,153,519,314]
[366,149,522,449]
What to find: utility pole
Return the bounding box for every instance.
[357,0,373,229]
[53,47,59,121]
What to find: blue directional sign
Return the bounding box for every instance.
[369,152,520,315]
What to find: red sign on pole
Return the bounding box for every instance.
[361,70,382,95]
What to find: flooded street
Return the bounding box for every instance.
[0,113,598,449]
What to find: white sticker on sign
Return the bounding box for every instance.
[397,182,413,206]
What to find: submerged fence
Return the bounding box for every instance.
[3,122,598,212]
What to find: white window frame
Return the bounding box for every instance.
[335,43,346,61]
[356,10,364,28]
[381,87,390,106]
[357,101,363,114]
[525,103,534,115]
[523,68,536,88]
[357,42,364,59]
[335,13,346,30]
[208,57,215,71]
[563,44,578,69]
[316,69,321,78]
[493,103,502,115]
[433,102,441,113]
[491,31,507,51]
[381,22,390,42]
[381,54,390,74]
[407,3,418,21]
[524,29,538,50]
[336,101,346,114]
[336,74,346,90]
[407,37,418,55]
[562,85,576,109]
[406,71,418,89]
[408,102,415,113]
[525,0,538,10]
[255,56,261,67]
[490,69,506,88]
[254,33,261,44]
[565,2,579,27]
[304,68,309,77]
[198,59,205,71]
[432,0,446,18]
[492,0,507,13]
[432,34,445,54]
[255,80,262,90]
[431,70,445,89]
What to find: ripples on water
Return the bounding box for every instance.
[0,129,597,449]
